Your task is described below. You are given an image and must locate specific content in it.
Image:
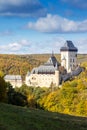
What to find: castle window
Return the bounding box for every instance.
[32,77,36,80]
[70,59,72,62]
[73,59,74,62]
[75,54,77,57]
[73,64,75,67]
[70,64,72,67]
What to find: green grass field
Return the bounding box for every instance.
[0,103,87,130]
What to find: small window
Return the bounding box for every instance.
[70,64,72,67]
[75,54,77,57]
[70,59,72,62]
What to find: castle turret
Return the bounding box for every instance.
[60,40,78,72]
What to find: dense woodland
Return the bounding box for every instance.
[0,54,87,116]
[0,54,43,79]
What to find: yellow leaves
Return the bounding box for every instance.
[0,54,33,80]
[38,90,60,112]
[76,101,86,116]
[27,94,36,108]
[0,71,4,77]
[63,108,70,114]
[77,80,86,90]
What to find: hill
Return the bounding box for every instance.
[0,54,87,80]
[0,103,87,130]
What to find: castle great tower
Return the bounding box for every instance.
[60,40,78,72]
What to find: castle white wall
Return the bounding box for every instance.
[5,79,23,88]
[25,70,59,87]
[61,51,77,72]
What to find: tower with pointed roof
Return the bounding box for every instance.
[60,40,78,72]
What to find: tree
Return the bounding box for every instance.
[7,86,27,106]
[0,77,7,102]
[27,94,36,108]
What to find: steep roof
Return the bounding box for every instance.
[45,53,60,67]
[61,67,82,82]
[31,54,60,74]
[37,65,56,74]
[60,40,78,52]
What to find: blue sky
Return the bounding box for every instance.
[0,0,87,54]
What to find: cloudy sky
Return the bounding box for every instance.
[0,0,87,54]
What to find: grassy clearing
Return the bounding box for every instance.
[0,103,87,130]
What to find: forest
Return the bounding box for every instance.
[0,54,42,79]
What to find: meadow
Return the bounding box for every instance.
[0,103,87,130]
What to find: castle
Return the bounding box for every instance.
[4,40,82,88]
[25,40,80,88]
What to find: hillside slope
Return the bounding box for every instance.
[0,103,87,130]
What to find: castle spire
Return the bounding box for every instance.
[51,50,54,57]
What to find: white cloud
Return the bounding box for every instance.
[74,38,87,53]
[0,37,87,54]
[0,40,31,54]
[19,39,31,46]
[0,42,21,53]
[26,14,87,33]
[9,43,21,51]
